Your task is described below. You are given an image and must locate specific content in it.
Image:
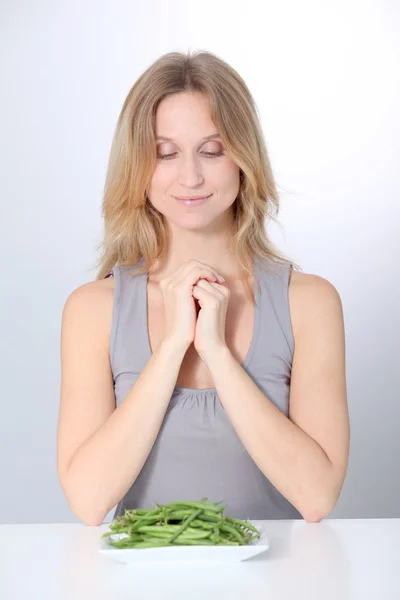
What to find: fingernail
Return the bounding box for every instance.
[216,275,225,282]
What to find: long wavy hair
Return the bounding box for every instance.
[92,50,301,303]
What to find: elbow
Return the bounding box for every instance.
[300,495,337,524]
[60,479,107,526]
[59,468,108,527]
[82,515,105,527]
[71,500,107,526]
[302,510,325,524]
[299,473,343,523]
[69,492,107,526]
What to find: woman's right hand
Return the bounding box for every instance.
[159,259,225,352]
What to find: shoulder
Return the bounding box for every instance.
[62,278,115,346]
[288,269,343,338]
[63,277,115,312]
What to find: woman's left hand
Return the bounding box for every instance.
[192,279,231,363]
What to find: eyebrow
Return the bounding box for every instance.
[155,134,221,142]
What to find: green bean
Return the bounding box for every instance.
[165,511,194,521]
[189,520,215,530]
[172,538,215,546]
[109,520,124,530]
[134,508,160,516]
[111,534,211,548]
[134,526,180,536]
[101,526,131,538]
[196,513,222,524]
[101,500,261,549]
[166,508,203,543]
[225,516,261,536]
[216,539,240,546]
[162,501,222,513]
[137,525,210,538]
[121,540,171,549]
[211,526,220,544]
[110,536,145,548]
[129,515,162,531]
[201,498,225,507]
[219,523,245,544]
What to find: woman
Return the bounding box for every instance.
[57,50,350,526]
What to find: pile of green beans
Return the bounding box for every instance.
[101,498,261,549]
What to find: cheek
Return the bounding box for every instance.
[147,168,175,199]
[215,163,240,192]
[150,167,173,189]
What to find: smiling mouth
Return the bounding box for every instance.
[175,194,212,206]
[174,194,212,200]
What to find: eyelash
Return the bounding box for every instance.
[157,151,225,160]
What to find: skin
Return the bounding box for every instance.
[146,90,349,521]
[57,90,349,525]
[146,90,243,282]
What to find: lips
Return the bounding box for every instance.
[174,194,212,200]
[175,194,212,207]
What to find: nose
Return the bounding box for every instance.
[178,155,204,187]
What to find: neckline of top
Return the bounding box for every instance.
[140,258,262,396]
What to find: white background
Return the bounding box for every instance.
[0,0,398,523]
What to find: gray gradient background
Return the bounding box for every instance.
[1,0,398,524]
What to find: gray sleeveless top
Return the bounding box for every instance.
[106,257,302,520]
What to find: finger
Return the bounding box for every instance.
[192,283,213,297]
[192,282,222,303]
[195,279,223,289]
[194,280,226,297]
[176,267,220,288]
[169,261,223,284]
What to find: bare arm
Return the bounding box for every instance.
[57,282,186,526]
[202,274,350,522]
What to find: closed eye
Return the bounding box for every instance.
[157,151,225,160]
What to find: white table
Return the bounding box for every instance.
[1,519,399,599]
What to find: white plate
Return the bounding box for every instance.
[98,521,269,564]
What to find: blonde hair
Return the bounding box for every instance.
[92,49,301,302]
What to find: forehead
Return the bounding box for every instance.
[154,92,218,141]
